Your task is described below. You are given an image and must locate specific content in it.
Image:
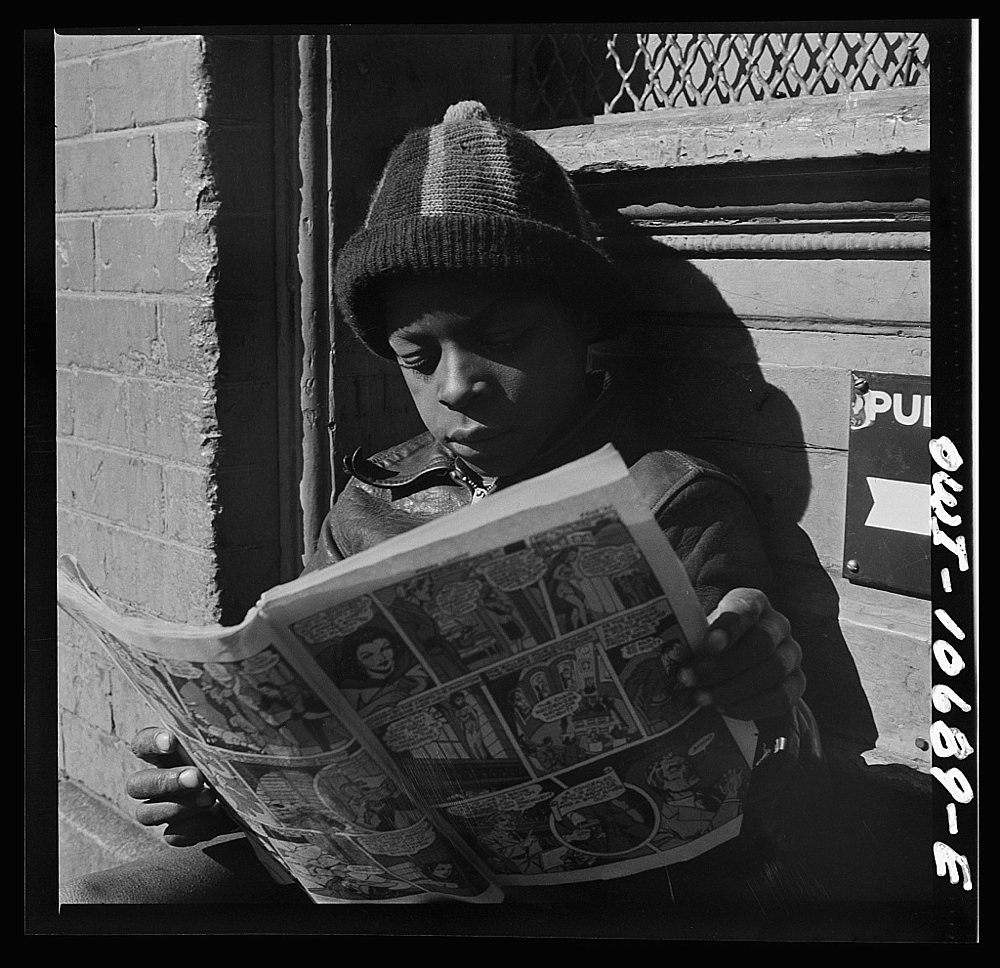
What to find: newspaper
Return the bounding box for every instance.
[57,445,759,904]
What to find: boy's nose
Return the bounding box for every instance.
[437,348,488,410]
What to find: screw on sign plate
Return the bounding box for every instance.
[846,559,860,574]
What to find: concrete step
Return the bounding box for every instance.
[58,777,164,884]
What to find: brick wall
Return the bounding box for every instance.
[55,33,284,820]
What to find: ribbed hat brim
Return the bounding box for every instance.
[335,214,630,358]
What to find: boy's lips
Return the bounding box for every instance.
[446,427,509,446]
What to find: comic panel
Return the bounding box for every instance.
[351,819,493,900]
[288,599,434,720]
[439,706,750,881]
[149,647,353,756]
[596,601,699,736]
[613,707,752,853]
[314,751,427,832]
[545,768,660,862]
[438,778,643,878]
[228,745,426,836]
[373,546,556,680]
[368,682,532,803]
[245,822,423,902]
[483,632,642,777]
[530,510,665,636]
[240,815,492,902]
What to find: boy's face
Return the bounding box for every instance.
[384,278,593,480]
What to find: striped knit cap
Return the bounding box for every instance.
[334,100,628,358]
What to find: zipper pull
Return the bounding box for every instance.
[449,463,496,503]
[753,735,788,768]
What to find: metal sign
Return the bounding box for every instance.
[843,370,931,597]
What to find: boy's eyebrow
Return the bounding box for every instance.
[388,292,540,344]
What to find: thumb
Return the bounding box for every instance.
[697,588,767,658]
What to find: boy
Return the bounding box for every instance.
[115,101,817,905]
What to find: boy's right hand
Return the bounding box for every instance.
[127,727,239,846]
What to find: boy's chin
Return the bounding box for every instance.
[444,437,525,481]
[455,446,544,482]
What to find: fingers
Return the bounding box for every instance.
[134,785,217,826]
[714,670,807,721]
[678,588,805,721]
[126,764,206,802]
[682,623,793,689]
[129,727,183,767]
[126,727,235,847]
[700,588,790,659]
[161,811,238,848]
[128,765,236,847]
[682,642,803,716]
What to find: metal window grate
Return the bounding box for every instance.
[520,32,930,123]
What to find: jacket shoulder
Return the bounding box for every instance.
[628,448,750,517]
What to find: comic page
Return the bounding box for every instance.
[268,501,757,888]
[58,446,756,901]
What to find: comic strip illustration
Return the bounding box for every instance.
[349,818,492,899]
[241,816,491,902]
[615,708,751,853]
[368,681,532,801]
[438,775,656,878]
[374,549,556,679]
[289,601,435,719]
[79,626,354,758]
[144,647,353,755]
[483,632,642,777]
[597,600,699,736]
[531,511,664,635]
[245,821,425,901]
[437,705,751,882]
[226,744,427,835]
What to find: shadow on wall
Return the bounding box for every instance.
[593,239,878,762]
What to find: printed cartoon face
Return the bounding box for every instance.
[659,639,687,676]
[383,277,595,480]
[647,753,700,793]
[511,689,532,716]
[356,637,396,678]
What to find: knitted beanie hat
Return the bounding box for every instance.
[334,100,629,359]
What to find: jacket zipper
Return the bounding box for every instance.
[449,464,497,503]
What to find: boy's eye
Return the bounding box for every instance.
[396,353,436,373]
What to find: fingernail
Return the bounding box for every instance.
[705,630,728,653]
[695,691,713,707]
[155,731,172,753]
[678,667,696,687]
[178,768,200,789]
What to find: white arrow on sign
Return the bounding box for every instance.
[864,477,931,536]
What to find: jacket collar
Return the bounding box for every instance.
[347,371,627,496]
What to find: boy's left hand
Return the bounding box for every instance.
[679,588,805,721]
